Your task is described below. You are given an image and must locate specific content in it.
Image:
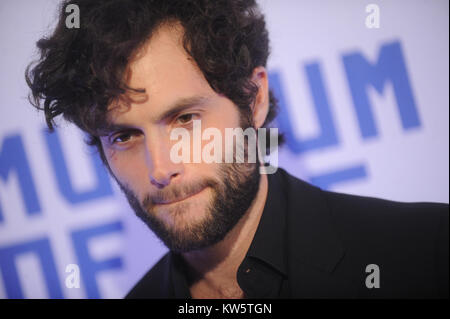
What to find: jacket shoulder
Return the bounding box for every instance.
[322,190,449,298]
[125,252,172,299]
[278,168,449,297]
[279,168,448,240]
[321,188,448,241]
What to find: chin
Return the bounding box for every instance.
[155,196,212,229]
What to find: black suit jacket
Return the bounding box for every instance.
[126,168,449,298]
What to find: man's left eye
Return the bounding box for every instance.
[176,113,195,124]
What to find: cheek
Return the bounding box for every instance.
[105,148,149,190]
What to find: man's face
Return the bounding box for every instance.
[100,23,261,252]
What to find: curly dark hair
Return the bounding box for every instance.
[26,0,283,163]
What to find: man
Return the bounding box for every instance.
[26,0,448,298]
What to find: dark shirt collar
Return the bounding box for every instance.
[171,252,191,298]
[245,170,288,277]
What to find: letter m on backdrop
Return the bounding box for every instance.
[343,41,421,139]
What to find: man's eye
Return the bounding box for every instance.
[111,132,133,144]
[176,113,195,125]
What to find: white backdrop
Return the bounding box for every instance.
[0,0,448,298]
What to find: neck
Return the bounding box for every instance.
[181,173,268,296]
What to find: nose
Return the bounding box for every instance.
[144,133,182,189]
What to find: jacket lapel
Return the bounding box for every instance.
[282,170,358,298]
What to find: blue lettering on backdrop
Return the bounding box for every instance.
[343,41,421,139]
[309,164,368,190]
[71,221,124,299]
[44,129,114,204]
[269,62,339,154]
[0,237,63,298]
[0,135,41,223]
[271,40,421,189]
[0,130,118,298]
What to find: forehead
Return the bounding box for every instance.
[106,23,214,120]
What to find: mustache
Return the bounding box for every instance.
[142,178,219,207]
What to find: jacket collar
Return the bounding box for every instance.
[279,168,357,297]
[246,170,288,277]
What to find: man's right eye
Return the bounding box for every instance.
[110,132,134,144]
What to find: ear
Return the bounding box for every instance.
[250,66,269,129]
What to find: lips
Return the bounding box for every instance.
[153,187,206,205]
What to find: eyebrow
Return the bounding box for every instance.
[154,95,211,123]
[99,95,211,136]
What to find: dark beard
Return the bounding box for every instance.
[118,161,260,252]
